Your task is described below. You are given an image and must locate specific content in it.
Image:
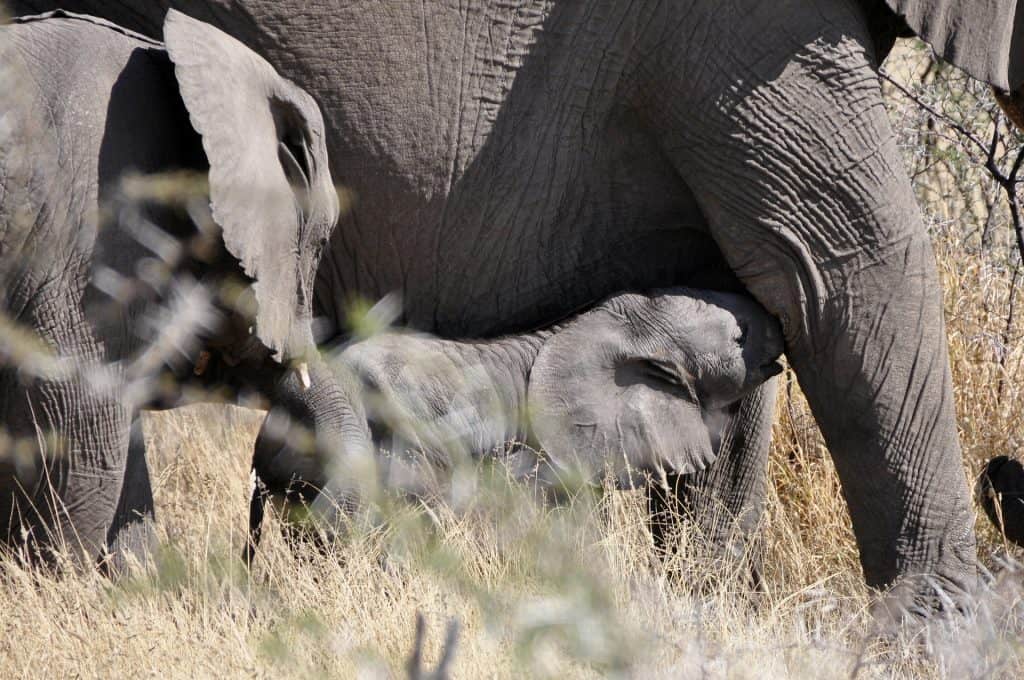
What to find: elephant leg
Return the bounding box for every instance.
[0,302,130,566]
[654,0,975,610]
[647,377,778,582]
[102,415,155,572]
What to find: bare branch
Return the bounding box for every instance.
[879,67,990,155]
[407,612,460,680]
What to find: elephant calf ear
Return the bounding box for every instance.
[528,308,721,487]
[164,9,339,361]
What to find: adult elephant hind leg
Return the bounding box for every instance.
[647,377,778,586]
[653,0,975,612]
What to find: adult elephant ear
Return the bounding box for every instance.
[884,1,1024,92]
[527,305,725,488]
[164,9,339,362]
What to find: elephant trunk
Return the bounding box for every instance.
[245,353,371,564]
[993,87,1024,133]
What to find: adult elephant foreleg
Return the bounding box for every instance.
[0,305,130,566]
[648,377,778,581]
[653,0,975,611]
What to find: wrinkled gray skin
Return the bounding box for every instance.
[20,0,1024,609]
[0,11,362,566]
[247,288,783,554]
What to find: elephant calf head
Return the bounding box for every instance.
[247,287,783,558]
[528,288,783,486]
[343,288,783,487]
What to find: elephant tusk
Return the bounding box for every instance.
[194,350,211,376]
[296,362,312,390]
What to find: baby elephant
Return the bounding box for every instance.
[247,287,783,556]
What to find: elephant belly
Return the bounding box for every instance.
[306,2,734,336]
[7,2,732,337]
[319,125,731,337]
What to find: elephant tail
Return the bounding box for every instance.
[976,455,1024,547]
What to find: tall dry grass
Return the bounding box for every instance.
[4,267,1024,678]
[3,40,1024,679]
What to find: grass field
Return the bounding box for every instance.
[3,42,1024,680]
[0,230,1022,678]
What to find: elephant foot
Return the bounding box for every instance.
[646,475,763,595]
[99,516,157,576]
[868,572,977,631]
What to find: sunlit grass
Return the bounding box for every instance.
[2,37,1024,679]
[2,277,1024,679]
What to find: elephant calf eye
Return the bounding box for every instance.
[736,321,749,347]
[639,359,683,388]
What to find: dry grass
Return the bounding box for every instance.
[4,40,1024,680]
[2,227,1024,678]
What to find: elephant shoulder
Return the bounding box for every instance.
[11,9,163,48]
[0,11,194,300]
[7,10,195,179]
[4,10,172,109]
[7,9,170,91]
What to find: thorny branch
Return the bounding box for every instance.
[881,61,1024,404]
[880,68,990,154]
[879,67,1024,265]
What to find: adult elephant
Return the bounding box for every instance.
[0,10,366,566]
[17,0,1024,610]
